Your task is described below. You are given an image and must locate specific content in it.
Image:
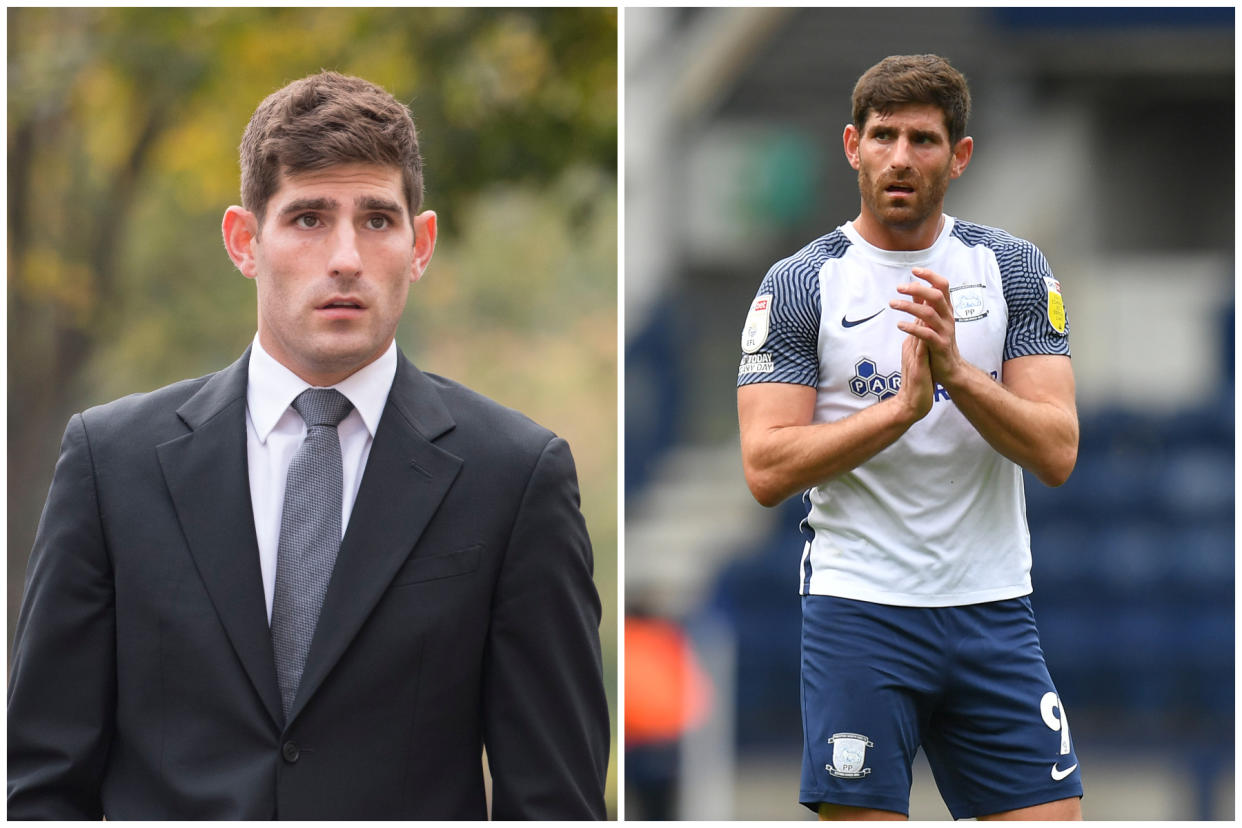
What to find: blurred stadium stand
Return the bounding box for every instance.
[625,6,1233,820]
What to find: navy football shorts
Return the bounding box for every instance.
[799,595,1083,819]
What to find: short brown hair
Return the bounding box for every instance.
[239,71,424,223]
[852,55,972,146]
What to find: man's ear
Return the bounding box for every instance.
[950,135,974,179]
[222,206,260,279]
[842,123,861,171]
[410,210,437,284]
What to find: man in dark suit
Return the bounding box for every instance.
[8,70,610,820]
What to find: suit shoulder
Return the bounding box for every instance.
[422,372,557,451]
[76,372,216,443]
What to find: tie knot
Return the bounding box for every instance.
[292,388,353,428]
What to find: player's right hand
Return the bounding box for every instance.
[897,333,933,423]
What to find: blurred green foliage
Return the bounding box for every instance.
[7,6,618,813]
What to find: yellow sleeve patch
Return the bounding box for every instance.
[1044,276,1066,334]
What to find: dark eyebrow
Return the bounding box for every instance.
[279,197,338,217]
[911,129,943,142]
[357,195,404,214]
[867,123,944,143]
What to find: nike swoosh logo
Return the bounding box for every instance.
[1051,763,1078,781]
[842,309,884,328]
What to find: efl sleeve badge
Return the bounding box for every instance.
[741,293,773,354]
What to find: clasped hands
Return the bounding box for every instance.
[889,267,965,421]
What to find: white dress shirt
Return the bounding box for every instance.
[246,336,397,622]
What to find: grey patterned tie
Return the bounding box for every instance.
[270,388,354,721]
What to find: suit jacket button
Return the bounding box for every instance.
[282,741,300,763]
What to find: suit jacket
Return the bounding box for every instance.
[8,348,609,819]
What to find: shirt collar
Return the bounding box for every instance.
[246,335,397,443]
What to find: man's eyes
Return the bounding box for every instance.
[291,214,393,229]
[870,131,937,144]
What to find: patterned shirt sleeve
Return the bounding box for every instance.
[737,250,822,388]
[999,240,1072,360]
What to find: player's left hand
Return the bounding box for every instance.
[890,267,965,385]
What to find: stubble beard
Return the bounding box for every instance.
[858,161,952,230]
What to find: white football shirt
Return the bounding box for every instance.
[738,216,1070,607]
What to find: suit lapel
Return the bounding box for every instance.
[289,352,462,723]
[156,348,284,729]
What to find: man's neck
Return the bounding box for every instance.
[852,208,945,252]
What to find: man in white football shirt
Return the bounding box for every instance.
[737,54,1081,820]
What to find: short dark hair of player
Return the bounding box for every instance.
[851,54,972,147]
[239,70,424,225]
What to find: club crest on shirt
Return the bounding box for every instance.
[741,294,773,354]
[950,283,988,322]
[1043,276,1066,334]
[826,732,873,778]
